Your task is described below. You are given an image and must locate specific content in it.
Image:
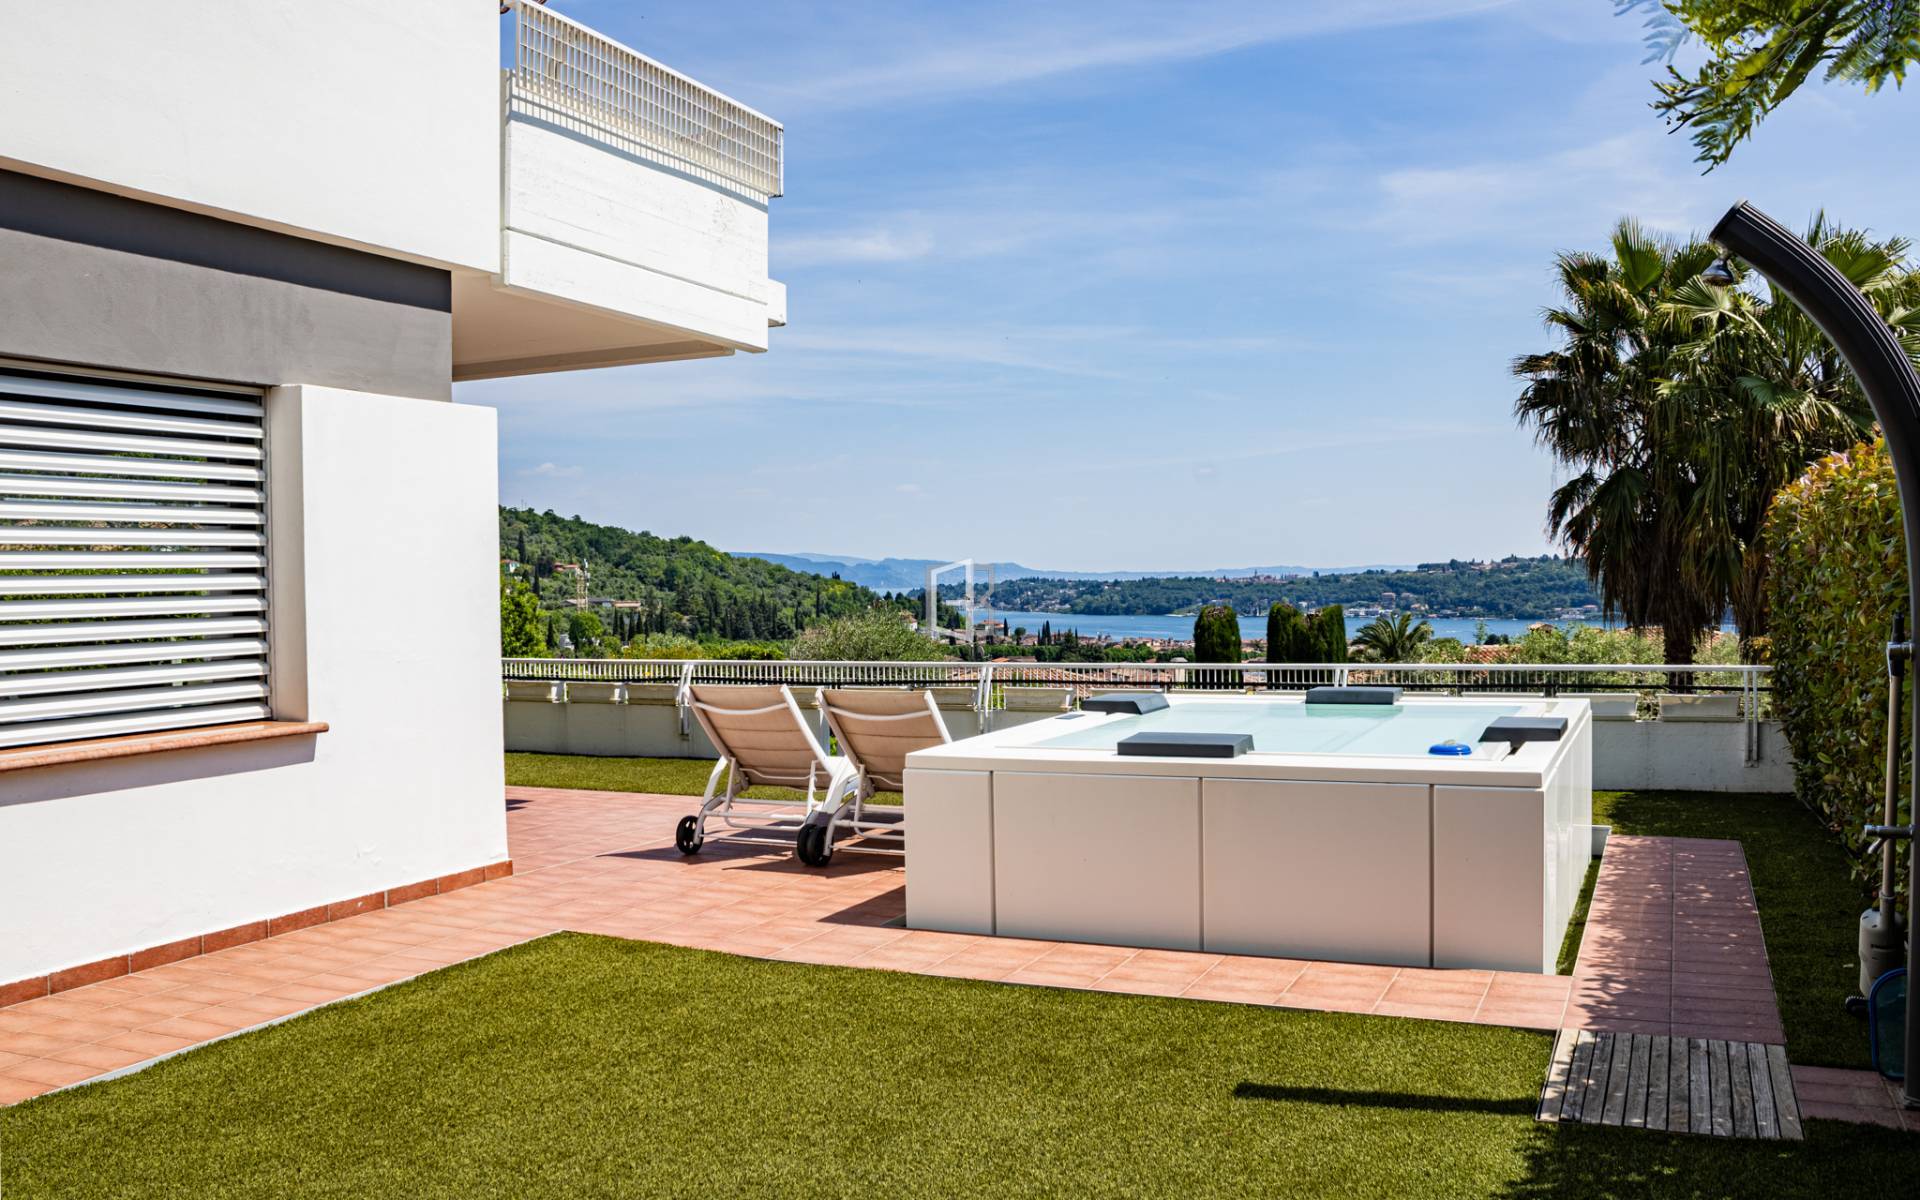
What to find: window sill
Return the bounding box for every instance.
[0,721,329,775]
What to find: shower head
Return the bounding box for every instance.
[1700,258,1737,287]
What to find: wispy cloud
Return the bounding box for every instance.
[520,462,584,479]
[779,228,936,267]
[743,0,1521,112]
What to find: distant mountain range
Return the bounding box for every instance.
[731,552,1415,593]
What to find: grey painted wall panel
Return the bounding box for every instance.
[0,228,451,400]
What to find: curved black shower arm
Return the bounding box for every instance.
[1710,203,1920,521]
[1710,201,1920,1106]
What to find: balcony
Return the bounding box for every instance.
[453,3,787,380]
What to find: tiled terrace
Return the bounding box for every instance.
[0,785,1885,1128]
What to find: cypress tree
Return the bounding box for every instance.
[1313,604,1349,663]
[1192,605,1243,687]
[1265,602,1309,688]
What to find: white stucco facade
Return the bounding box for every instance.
[0,388,505,986]
[0,3,781,991]
[0,0,501,273]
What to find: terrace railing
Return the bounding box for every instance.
[501,658,1775,762]
[505,0,783,200]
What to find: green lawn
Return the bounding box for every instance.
[2,935,1911,1199]
[505,752,901,803]
[1592,790,1869,1069]
[508,757,1873,1068]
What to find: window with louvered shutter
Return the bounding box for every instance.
[0,369,271,748]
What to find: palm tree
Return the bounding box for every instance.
[1514,220,1725,667]
[1511,217,1910,664]
[1354,612,1432,663]
[1660,217,1920,643]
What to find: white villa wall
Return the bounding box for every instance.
[0,0,499,272]
[1590,719,1793,793]
[0,387,505,986]
[501,118,775,350]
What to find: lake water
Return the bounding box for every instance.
[977,609,1595,644]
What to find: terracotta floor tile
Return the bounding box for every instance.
[1005,966,1110,989]
[3,1057,101,1088]
[95,1030,196,1057]
[0,1076,49,1104]
[139,1016,240,1041]
[1472,1002,1567,1030]
[1179,976,1290,1005]
[1374,999,1482,1022]
[42,1042,151,1072]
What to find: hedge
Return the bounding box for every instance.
[1764,439,1910,904]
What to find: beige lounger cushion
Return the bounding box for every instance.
[821,688,949,790]
[685,684,835,788]
[505,681,558,702]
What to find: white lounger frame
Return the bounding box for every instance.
[816,688,953,860]
[682,684,861,856]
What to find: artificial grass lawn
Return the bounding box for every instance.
[1555,858,1602,976]
[3,935,1912,1199]
[505,752,901,803]
[1592,790,1871,1070]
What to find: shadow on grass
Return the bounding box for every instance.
[1233,1081,1538,1115]
[1499,1117,1918,1199]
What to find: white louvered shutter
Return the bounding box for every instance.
[0,370,271,748]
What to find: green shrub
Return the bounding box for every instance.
[500,576,545,656]
[790,609,950,662]
[1765,440,1910,904]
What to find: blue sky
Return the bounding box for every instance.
[459,0,1920,572]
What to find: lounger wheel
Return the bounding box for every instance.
[795,824,833,868]
[674,815,703,856]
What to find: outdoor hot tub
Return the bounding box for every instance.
[902,691,1593,974]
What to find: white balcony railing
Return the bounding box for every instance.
[501,658,1776,762]
[506,0,782,200]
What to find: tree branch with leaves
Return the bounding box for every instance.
[1620,0,1920,167]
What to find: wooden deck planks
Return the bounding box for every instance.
[1646,1035,1669,1131]
[1667,1034,1691,1132]
[1581,1032,1615,1124]
[1624,1034,1652,1128]
[1562,1030,1597,1122]
[1600,1032,1634,1124]
[1747,1042,1778,1140]
[1538,1029,1577,1121]
[1708,1040,1734,1137]
[1536,1032,1802,1141]
[1728,1039,1757,1138]
[1767,1044,1803,1141]
[1689,1037,1712,1135]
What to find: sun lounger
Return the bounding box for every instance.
[674,684,859,865]
[812,688,953,863]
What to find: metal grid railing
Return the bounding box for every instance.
[502,658,1772,757]
[507,1,783,199]
[502,657,1768,695]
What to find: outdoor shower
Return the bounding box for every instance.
[1710,201,1919,1103]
